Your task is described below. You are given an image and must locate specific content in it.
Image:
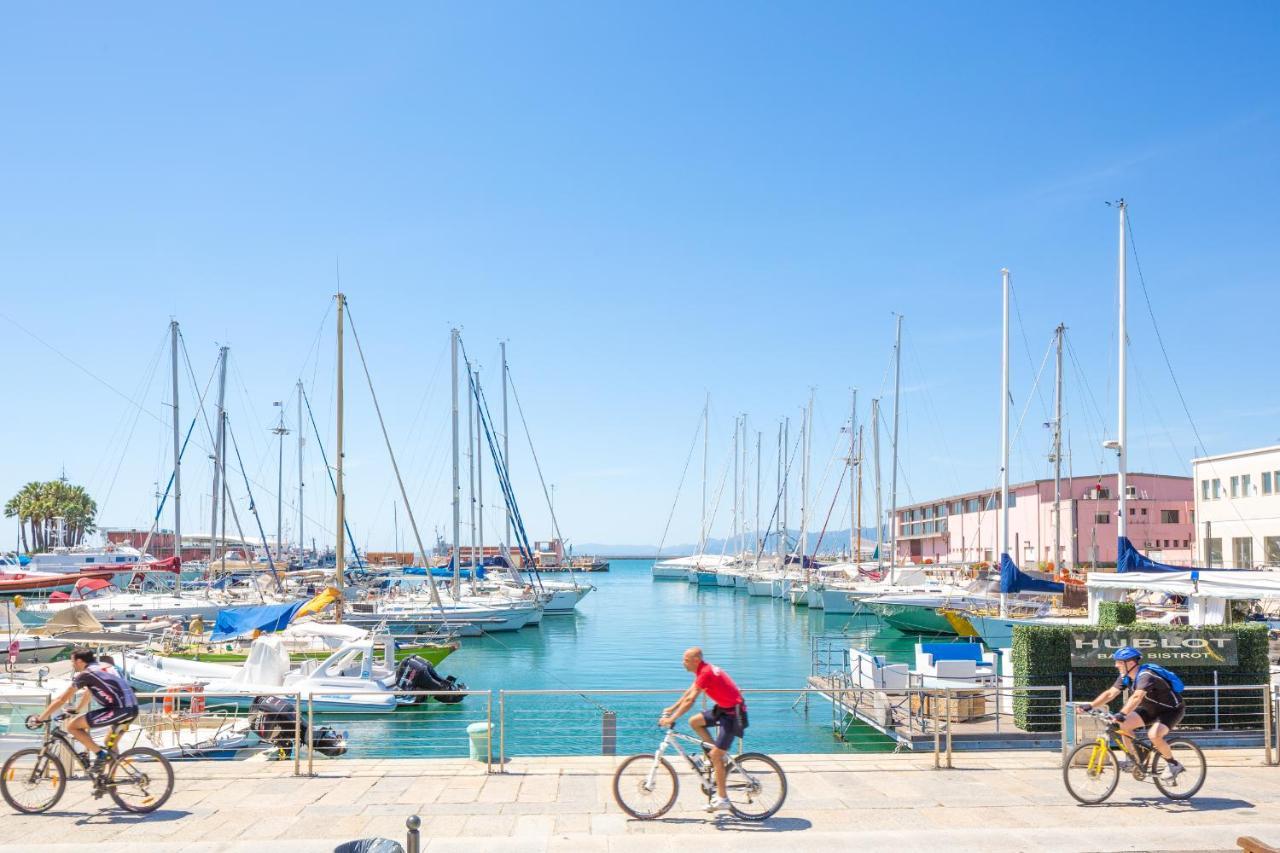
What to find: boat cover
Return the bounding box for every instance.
[210,602,306,642]
[1116,536,1235,573]
[28,604,106,636]
[999,553,1064,594]
[1087,568,1280,599]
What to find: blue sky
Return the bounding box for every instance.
[2,4,1277,553]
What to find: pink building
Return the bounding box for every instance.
[893,472,1194,569]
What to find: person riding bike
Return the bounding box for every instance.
[30,648,139,772]
[1076,646,1185,782]
[658,647,748,813]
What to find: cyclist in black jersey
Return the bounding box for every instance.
[33,648,139,771]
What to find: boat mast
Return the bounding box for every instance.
[166,320,182,565]
[502,342,511,555]
[476,368,484,582]
[803,391,813,562]
[889,315,903,584]
[849,388,857,561]
[754,430,761,557]
[733,415,740,557]
[700,395,709,556]
[774,422,783,565]
[872,398,882,570]
[451,328,462,600]
[296,380,304,562]
[856,425,864,563]
[1000,270,1011,618]
[468,367,479,590]
[335,293,346,617]
[1052,323,1065,570]
[210,345,228,565]
[1116,200,1128,546]
[782,417,790,566]
[273,401,288,565]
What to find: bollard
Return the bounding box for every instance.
[405,815,421,853]
[307,694,315,776]
[293,691,301,777]
[945,688,953,769]
[1264,685,1274,767]
[602,710,617,756]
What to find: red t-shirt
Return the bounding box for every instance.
[695,661,743,709]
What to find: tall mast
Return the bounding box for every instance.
[700,396,709,555]
[210,346,228,564]
[872,398,882,570]
[782,417,790,564]
[296,380,304,561]
[1052,323,1065,569]
[334,294,346,615]
[803,391,814,560]
[450,329,462,600]
[501,342,511,553]
[775,422,783,562]
[476,369,484,577]
[468,367,478,576]
[273,401,288,564]
[1116,200,1129,543]
[754,431,761,556]
[849,388,857,560]
[889,315,903,583]
[1000,270,1011,617]
[169,320,182,562]
[856,425,864,562]
[733,416,740,556]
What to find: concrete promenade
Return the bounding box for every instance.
[3,750,1277,852]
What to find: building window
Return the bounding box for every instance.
[1140,507,1147,515]
[1242,474,1252,496]
[1094,513,1110,525]
[1212,479,1221,499]
[1264,472,1273,495]
[1233,537,1253,568]
[1129,507,1135,515]
[1160,509,1179,524]
[1264,537,1280,567]
[1008,492,1017,508]
[1201,480,1210,500]
[951,501,963,514]
[966,498,979,513]
[1230,476,1239,497]
[1204,537,1222,567]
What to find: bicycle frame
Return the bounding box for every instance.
[1083,722,1154,779]
[646,727,750,790]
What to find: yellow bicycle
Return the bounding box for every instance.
[1063,709,1206,804]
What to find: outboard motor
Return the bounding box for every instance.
[249,695,347,758]
[392,655,466,704]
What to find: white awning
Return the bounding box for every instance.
[1086,570,1280,600]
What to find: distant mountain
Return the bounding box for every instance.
[578,527,881,558]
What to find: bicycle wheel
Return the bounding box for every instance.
[612,754,678,819]
[1063,742,1120,805]
[726,752,787,820]
[108,748,174,813]
[1152,738,1206,800]
[2,749,66,814]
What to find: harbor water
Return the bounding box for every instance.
[339,559,937,758]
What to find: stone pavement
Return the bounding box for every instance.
[2,750,1278,852]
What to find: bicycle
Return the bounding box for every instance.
[612,725,787,820]
[1062,709,1206,804]
[1,713,175,814]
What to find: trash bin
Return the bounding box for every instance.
[466,722,491,762]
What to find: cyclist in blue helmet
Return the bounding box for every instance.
[1076,646,1185,782]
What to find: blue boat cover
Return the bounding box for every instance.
[999,553,1064,594]
[209,601,306,641]
[1117,536,1194,573]
[401,566,486,579]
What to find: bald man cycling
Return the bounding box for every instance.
[659,647,747,813]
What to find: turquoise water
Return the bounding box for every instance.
[333,558,934,758]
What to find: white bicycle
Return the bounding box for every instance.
[612,725,787,820]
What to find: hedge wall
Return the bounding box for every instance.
[1012,622,1270,732]
[1095,601,1136,628]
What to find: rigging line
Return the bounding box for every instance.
[300,386,362,561]
[905,334,963,494]
[1125,213,1209,459]
[223,416,283,592]
[344,301,444,608]
[100,328,169,518]
[753,414,805,563]
[654,404,703,555]
[1009,280,1052,424]
[811,461,849,556]
[1063,337,1109,470]
[501,359,574,562]
[0,309,170,430]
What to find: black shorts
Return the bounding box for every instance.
[1135,703,1184,729]
[82,707,138,729]
[705,705,745,750]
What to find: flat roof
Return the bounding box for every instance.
[1192,444,1280,465]
[896,472,1191,511]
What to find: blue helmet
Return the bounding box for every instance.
[1113,646,1143,662]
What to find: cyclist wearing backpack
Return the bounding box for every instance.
[1077,647,1186,782]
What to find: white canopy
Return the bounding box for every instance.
[654,554,736,569]
[1086,570,1280,600]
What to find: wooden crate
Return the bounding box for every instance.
[910,690,988,722]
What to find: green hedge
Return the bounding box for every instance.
[1012,623,1270,732]
[1095,601,1136,628]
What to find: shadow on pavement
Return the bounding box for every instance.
[712,816,812,833]
[1096,797,1254,812]
[74,809,192,826]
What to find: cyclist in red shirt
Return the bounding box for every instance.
[659,647,747,812]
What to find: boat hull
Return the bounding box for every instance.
[864,601,957,635]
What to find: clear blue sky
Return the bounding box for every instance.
[2,4,1277,553]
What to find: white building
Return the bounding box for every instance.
[1191,444,1280,568]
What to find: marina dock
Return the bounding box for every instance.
[2,750,1276,851]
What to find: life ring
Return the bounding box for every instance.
[162,684,206,715]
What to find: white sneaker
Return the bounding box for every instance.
[1162,761,1185,784]
[705,796,732,813]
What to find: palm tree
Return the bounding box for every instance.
[4,479,97,552]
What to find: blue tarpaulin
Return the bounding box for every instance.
[1116,536,1208,573]
[209,601,306,642]
[401,566,486,579]
[999,553,1065,594]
